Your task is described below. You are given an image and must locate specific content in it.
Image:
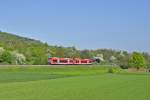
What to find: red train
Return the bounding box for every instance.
[48,57,94,65]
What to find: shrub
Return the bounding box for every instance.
[120,64,129,69]
[1,50,12,64]
[12,51,26,64]
[108,67,114,73]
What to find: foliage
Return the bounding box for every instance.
[119,64,129,69]
[108,67,114,73]
[12,51,26,64]
[128,52,147,69]
[0,47,5,62]
[142,52,150,67]
[1,50,12,64]
[0,47,4,54]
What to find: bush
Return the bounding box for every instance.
[120,64,129,69]
[1,50,12,64]
[108,67,114,73]
[12,51,26,64]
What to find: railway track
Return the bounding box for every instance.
[0,64,117,68]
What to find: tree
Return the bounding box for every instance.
[80,50,93,59]
[1,50,12,64]
[128,52,146,69]
[0,47,4,54]
[12,51,26,64]
[142,52,150,66]
[0,47,5,62]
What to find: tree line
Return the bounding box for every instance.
[0,31,150,69]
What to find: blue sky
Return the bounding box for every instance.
[0,0,150,52]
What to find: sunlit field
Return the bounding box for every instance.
[0,66,149,100]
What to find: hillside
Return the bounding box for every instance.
[0,31,83,65]
[0,31,50,64]
[0,31,46,51]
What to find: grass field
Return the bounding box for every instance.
[0,66,150,100]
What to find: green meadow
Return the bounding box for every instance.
[0,66,150,100]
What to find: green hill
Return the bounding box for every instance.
[0,31,81,65]
[0,31,50,64]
